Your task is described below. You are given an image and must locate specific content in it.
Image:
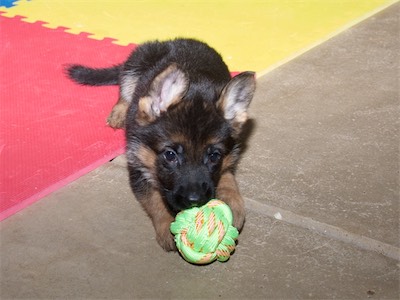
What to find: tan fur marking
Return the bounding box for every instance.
[206,137,222,147]
[216,172,245,231]
[107,97,130,129]
[221,153,236,174]
[170,132,187,145]
[136,144,157,170]
[137,96,156,125]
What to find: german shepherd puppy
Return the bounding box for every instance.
[66,38,256,251]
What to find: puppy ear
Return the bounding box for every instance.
[138,64,189,124]
[217,72,256,135]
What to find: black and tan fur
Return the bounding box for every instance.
[66,38,256,251]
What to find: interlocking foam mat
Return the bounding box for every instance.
[0,14,134,220]
[0,0,396,220]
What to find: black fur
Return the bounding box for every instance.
[66,64,121,86]
[124,39,232,101]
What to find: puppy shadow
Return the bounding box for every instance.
[238,118,257,156]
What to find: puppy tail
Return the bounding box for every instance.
[65,64,122,86]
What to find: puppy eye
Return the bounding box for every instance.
[209,151,221,164]
[164,150,178,163]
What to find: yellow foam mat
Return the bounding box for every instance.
[2,0,396,73]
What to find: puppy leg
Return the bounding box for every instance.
[139,189,176,251]
[216,172,245,231]
[107,73,138,129]
[107,97,129,129]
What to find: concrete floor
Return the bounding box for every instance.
[1,3,399,299]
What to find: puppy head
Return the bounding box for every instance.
[127,65,256,212]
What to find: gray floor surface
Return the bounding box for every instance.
[1,3,399,299]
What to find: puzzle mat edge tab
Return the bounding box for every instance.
[1,0,397,73]
[0,0,19,9]
[0,1,136,47]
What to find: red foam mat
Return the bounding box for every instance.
[0,15,136,220]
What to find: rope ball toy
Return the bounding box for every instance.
[170,199,239,264]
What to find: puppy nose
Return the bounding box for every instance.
[188,192,201,203]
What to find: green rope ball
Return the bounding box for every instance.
[170,199,239,264]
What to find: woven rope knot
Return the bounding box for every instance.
[170,199,239,264]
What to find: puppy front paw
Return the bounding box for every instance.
[232,207,245,232]
[154,220,177,252]
[156,230,177,252]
